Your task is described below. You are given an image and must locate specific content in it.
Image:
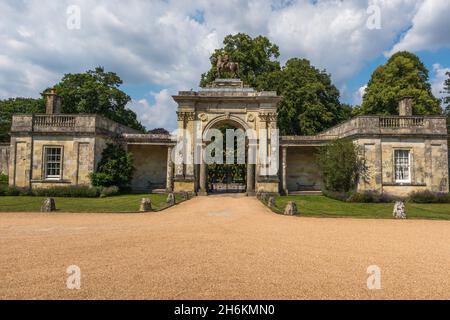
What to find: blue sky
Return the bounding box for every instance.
[1,0,449,131]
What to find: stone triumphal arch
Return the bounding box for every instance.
[171,78,281,196]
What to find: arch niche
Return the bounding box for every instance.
[198,114,256,196]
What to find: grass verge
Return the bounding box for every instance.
[269,195,450,220]
[0,194,184,213]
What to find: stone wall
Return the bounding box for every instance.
[8,136,96,189]
[128,144,168,192]
[8,137,32,188]
[286,146,322,191]
[0,144,9,175]
[356,137,449,197]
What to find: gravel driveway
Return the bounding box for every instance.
[1,194,449,299]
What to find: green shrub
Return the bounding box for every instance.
[322,189,351,202]
[0,185,32,196]
[0,173,8,185]
[347,191,394,203]
[408,191,450,203]
[323,189,394,203]
[0,185,105,198]
[317,139,366,193]
[90,143,134,189]
[31,186,100,198]
[90,172,113,187]
[100,186,120,198]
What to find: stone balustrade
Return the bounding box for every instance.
[318,115,447,139]
[11,114,140,135]
[33,115,76,128]
[281,115,447,147]
[379,116,424,128]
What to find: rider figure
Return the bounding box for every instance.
[222,54,229,68]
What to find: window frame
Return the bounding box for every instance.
[393,149,411,184]
[43,145,64,181]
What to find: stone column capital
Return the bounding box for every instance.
[185,112,196,121]
[176,111,185,121]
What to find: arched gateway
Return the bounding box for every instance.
[171,78,281,196]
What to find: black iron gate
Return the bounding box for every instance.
[208,164,246,193]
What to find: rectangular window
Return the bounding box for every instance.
[394,150,410,183]
[44,147,62,180]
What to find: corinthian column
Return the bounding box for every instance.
[246,162,255,196]
[174,112,185,179]
[184,112,196,181]
[198,146,208,196]
[166,146,174,192]
[258,113,268,177]
[282,146,288,195]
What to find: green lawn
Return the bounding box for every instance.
[0,194,183,213]
[274,195,450,220]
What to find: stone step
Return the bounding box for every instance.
[151,189,167,194]
[288,191,323,196]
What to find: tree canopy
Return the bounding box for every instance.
[267,58,349,135]
[200,33,281,90]
[0,98,45,142]
[53,67,145,131]
[360,51,441,116]
[148,128,170,135]
[200,34,351,135]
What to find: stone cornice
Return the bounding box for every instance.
[173,95,281,105]
[280,132,450,147]
[122,133,175,145]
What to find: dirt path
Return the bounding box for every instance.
[1,194,450,299]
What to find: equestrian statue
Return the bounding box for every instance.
[213,54,240,78]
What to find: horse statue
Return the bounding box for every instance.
[213,54,240,78]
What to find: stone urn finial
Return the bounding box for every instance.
[393,201,407,219]
[261,193,268,202]
[139,198,152,212]
[284,201,298,216]
[41,198,56,212]
[268,196,276,208]
[166,193,176,206]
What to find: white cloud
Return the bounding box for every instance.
[0,0,449,129]
[127,89,178,131]
[354,84,368,105]
[0,0,219,98]
[431,63,449,105]
[390,0,450,53]
[269,0,420,82]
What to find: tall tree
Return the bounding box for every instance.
[0,98,45,142]
[200,34,351,135]
[200,33,281,89]
[267,58,348,135]
[53,67,145,131]
[443,71,450,127]
[361,51,441,115]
